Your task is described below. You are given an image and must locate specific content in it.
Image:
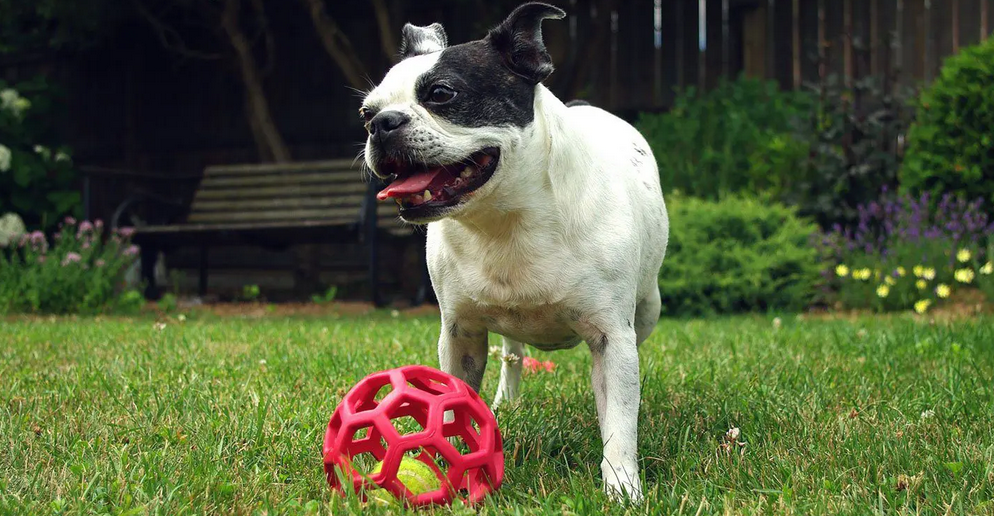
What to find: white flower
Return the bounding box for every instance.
[502,353,520,364]
[772,317,782,330]
[259,359,267,365]
[0,88,18,110]
[54,151,71,163]
[920,409,935,420]
[177,314,187,322]
[0,144,11,172]
[33,145,50,159]
[0,212,26,246]
[153,322,166,331]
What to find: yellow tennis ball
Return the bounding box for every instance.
[366,457,441,504]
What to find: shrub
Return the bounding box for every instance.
[782,73,916,228]
[816,191,994,312]
[0,78,80,230]
[636,76,811,200]
[658,194,822,317]
[902,38,994,209]
[0,217,143,314]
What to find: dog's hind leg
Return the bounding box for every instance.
[492,337,524,407]
[634,287,661,347]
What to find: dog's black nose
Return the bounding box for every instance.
[369,111,410,139]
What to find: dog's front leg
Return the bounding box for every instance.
[437,318,489,394]
[588,326,643,503]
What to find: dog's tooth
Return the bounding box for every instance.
[423,190,432,201]
[394,198,402,207]
[460,167,473,178]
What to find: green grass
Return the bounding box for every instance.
[1,312,993,515]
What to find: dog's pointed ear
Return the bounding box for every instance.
[486,2,566,85]
[399,23,448,59]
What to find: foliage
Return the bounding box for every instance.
[311,286,338,304]
[765,73,917,228]
[0,78,81,230]
[817,191,994,312]
[658,194,822,316]
[0,217,143,314]
[636,76,811,200]
[0,0,121,55]
[902,38,994,210]
[241,284,261,302]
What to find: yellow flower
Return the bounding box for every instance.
[913,265,925,278]
[874,269,881,280]
[936,284,951,298]
[981,262,993,275]
[916,279,928,290]
[876,284,890,298]
[922,268,936,281]
[835,264,850,277]
[896,267,906,277]
[914,299,932,314]
[854,268,872,281]
[956,248,972,263]
[954,268,975,284]
[884,276,896,286]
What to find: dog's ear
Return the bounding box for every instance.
[399,23,448,59]
[486,2,566,85]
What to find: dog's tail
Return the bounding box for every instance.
[565,99,591,107]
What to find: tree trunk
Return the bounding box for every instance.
[300,0,371,91]
[221,0,291,163]
[371,0,399,65]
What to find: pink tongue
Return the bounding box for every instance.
[377,167,445,200]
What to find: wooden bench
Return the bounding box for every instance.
[128,160,428,306]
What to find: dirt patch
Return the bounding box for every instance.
[801,288,992,322]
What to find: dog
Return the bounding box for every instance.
[361,2,668,502]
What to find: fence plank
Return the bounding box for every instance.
[960,0,981,47]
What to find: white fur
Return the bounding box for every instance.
[364,62,668,504]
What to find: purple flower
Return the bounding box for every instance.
[30,231,45,244]
[61,252,82,266]
[124,245,140,257]
[118,227,136,238]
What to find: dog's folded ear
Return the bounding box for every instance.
[486,2,566,85]
[399,23,448,59]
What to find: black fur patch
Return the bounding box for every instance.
[416,41,536,128]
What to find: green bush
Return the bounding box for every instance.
[658,195,822,317]
[902,38,994,208]
[0,78,81,230]
[0,217,142,314]
[636,76,811,200]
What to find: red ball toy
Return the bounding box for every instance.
[323,365,504,506]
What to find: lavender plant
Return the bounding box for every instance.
[0,217,144,314]
[816,190,994,312]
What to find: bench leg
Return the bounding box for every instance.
[140,244,161,300]
[198,246,208,298]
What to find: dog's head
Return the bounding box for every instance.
[361,2,565,223]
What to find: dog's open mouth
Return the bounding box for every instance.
[375,148,500,214]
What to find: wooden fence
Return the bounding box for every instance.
[577,0,994,113]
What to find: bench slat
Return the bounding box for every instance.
[192,182,367,202]
[190,195,367,213]
[198,172,362,189]
[203,159,358,176]
[186,203,401,224]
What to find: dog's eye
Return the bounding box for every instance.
[428,85,457,104]
[359,107,374,122]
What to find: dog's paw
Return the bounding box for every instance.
[601,460,644,504]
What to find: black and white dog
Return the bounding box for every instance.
[361,2,668,502]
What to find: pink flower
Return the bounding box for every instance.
[37,256,46,264]
[94,219,104,230]
[95,259,106,267]
[118,227,135,238]
[124,245,140,257]
[29,231,45,244]
[82,241,91,249]
[64,216,77,225]
[523,357,557,374]
[61,252,82,266]
[78,221,94,233]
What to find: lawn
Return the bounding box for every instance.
[1,311,993,515]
